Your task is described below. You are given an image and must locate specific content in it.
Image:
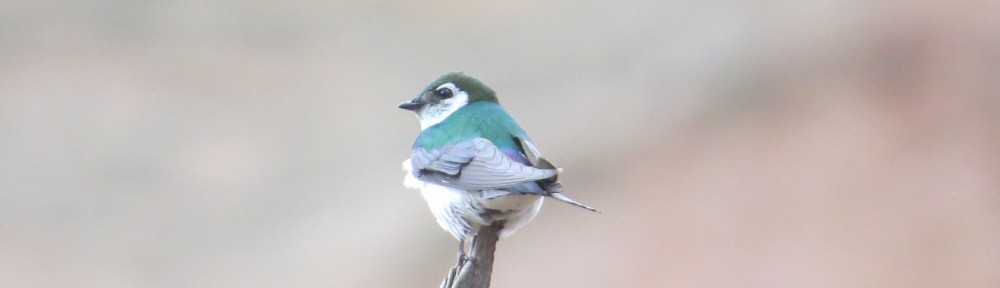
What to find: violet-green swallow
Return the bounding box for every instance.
[399,72,597,248]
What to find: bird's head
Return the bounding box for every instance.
[398,72,497,129]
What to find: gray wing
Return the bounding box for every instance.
[410,138,557,190]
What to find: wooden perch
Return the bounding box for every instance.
[441,222,502,288]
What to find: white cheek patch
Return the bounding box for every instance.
[419,83,469,130]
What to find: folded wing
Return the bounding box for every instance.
[410,138,557,190]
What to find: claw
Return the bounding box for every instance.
[443,239,469,288]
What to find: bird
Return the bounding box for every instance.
[398,72,597,261]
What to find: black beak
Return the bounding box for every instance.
[398,99,424,111]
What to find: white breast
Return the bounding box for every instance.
[402,159,544,240]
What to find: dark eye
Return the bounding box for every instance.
[433,88,454,99]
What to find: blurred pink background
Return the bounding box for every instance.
[2,1,998,287]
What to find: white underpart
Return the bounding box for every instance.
[418,82,469,130]
[402,159,544,240]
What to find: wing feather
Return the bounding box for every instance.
[410,138,557,190]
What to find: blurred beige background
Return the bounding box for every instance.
[2,1,998,287]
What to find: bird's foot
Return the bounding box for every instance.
[443,241,471,288]
[455,238,468,268]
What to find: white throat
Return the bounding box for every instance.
[419,83,469,130]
